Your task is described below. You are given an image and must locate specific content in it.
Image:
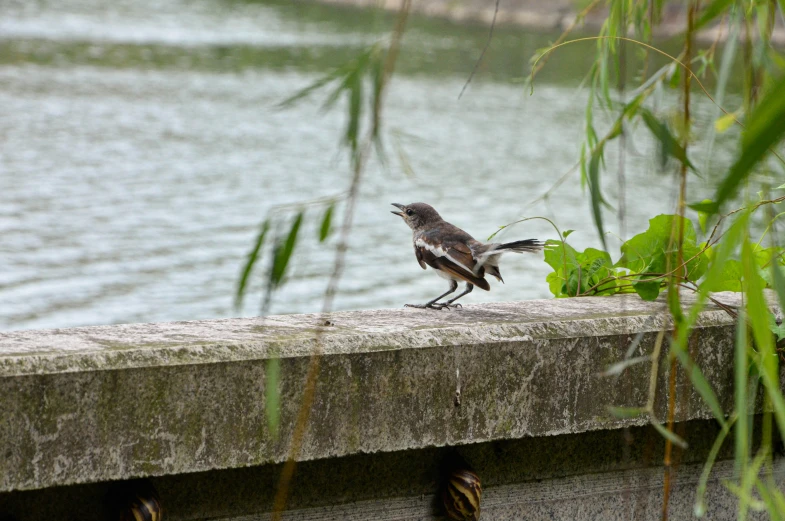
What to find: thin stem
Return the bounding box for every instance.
[458,0,499,100]
[662,3,696,520]
[269,2,411,518]
[529,0,604,83]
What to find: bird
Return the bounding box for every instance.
[391,202,543,310]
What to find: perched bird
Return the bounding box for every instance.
[391,202,542,309]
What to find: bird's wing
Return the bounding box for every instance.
[415,237,476,275]
[415,238,490,290]
[414,243,426,269]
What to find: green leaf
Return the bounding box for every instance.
[772,259,785,320]
[697,200,713,234]
[712,74,785,212]
[734,309,748,474]
[712,259,743,292]
[235,219,270,310]
[714,112,737,133]
[345,66,363,156]
[270,212,304,288]
[742,241,785,441]
[632,279,661,301]
[638,107,697,172]
[694,0,736,30]
[543,239,579,272]
[694,415,735,517]
[319,204,334,242]
[543,240,619,297]
[689,200,719,214]
[651,420,689,449]
[265,355,281,439]
[699,212,748,294]
[562,229,575,239]
[588,143,608,251]
[743,241,775,359]
[618,214,708,300]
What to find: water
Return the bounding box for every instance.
[0,0,739,330]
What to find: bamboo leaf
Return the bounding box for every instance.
[639,107,697,172]
[601,356,651,377]
[743,241,775,365]
[711,74,785,213]
[714,112,738,133]
[694,415,735,517]
[772,256,785,316]
[266,355,281,439]
[755,479,785,521]
[319,204,334,243]
[270,212,304,288]
[235,219,270,310]
[695,0,736,30]
[651,420,689,449]
[674,349,726,425]
[739,451,768,518]
[734,308,749,477]
[588,143,608,251]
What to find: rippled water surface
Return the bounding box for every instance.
[1,0,737,330]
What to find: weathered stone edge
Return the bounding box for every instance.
[0,302,739,377]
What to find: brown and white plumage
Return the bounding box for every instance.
[392,202,542,309]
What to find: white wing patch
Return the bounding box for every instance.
[415,238,475,275]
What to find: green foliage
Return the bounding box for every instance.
[279,44,389,169]
[619,214,707,300]
[319,204,334,243]
[543,238,620,297]
[270,212,304,290]
[695,74,785,214]
[235,219,270,311]
[638,107,697,172]
[543,215,719,301]
[266,355,281,439]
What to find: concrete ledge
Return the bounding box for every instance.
[1,418,780,520]
[0,293,779,494]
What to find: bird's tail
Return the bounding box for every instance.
[494,239,543,253]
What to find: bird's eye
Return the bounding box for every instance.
[405,209,414,216]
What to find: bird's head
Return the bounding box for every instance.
[391,202,442,231]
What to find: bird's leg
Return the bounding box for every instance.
[443,283,473,308]
[405,280,458,310]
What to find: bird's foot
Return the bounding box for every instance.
[404,302,461,310]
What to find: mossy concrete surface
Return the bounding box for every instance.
[0,293,779,493]
[2,419,779,520]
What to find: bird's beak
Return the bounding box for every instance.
[391,203,404,217]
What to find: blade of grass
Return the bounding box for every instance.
[651,419,689,449]
[266,354,281,439]
[270,212,304,289]
[693,414,736,517]
[235,219,270,311]
[734,308,749,476]
[319,204,334,243]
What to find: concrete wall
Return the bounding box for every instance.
[0,293,782,520]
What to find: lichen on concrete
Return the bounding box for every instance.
[0,292,779,492]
